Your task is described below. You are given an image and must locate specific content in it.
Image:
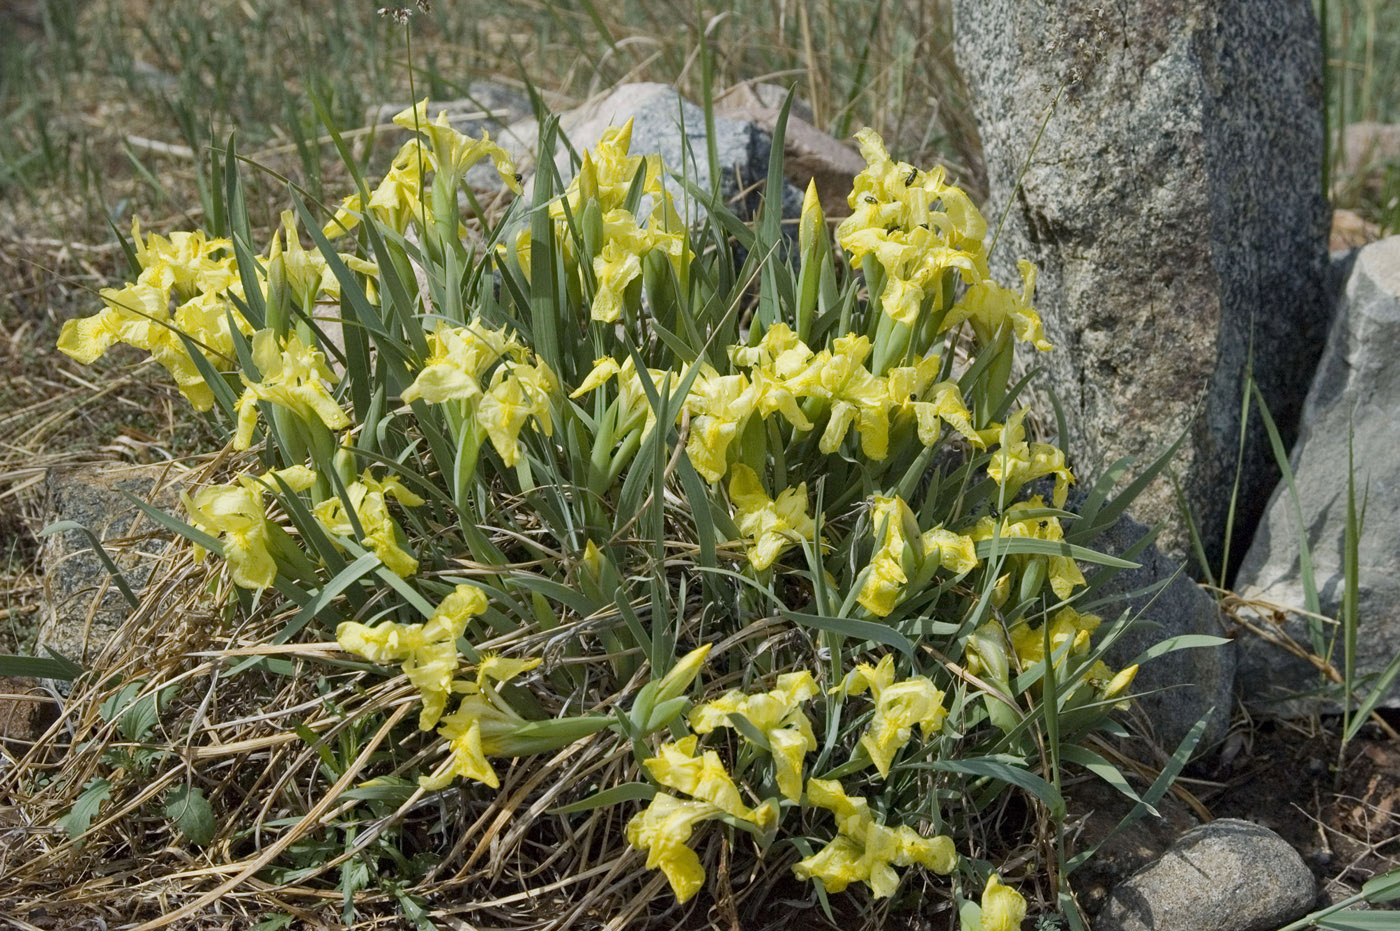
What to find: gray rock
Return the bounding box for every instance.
[1094,819,1315,931]
[713,82,865,220]
[1080,512,1235,756]
[953,1,1331,570]
[1069,777,1200,916]
[1235,237,1400,713]
[546,83,804,226]
[39,463,184,667]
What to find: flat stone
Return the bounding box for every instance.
[38,462,185,668]
[1235,237,1400,714]
[953,0,1331,569]
[1095,819,1315,931]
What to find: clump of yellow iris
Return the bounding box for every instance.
[58,220,247,412]
[793,778,956,898]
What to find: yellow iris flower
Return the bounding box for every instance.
[838,655,948,777]
[683,366,758,482]
[945,259,1051,351]
[550,121,687,323]
[312,469,425,577]
[391,99,521,194]
[570,355,679,441]
[1007,606,1101,670]
[58,215,250,412]
[233,329,351,450]
[857,496,977,617]
[401,319,523,405]
[983,410,1075,508]
[478,358,557,467]
[324,139,431,238]
[857,496,917,617]
[885,355,983,448]
[804,334,891,459]
[978,874,1028,931]
[971,496,1085,599]
[733,322,818,431]
[688,670,818,801]
[626,793,720,903]
[727,464,817,572]
[335,583,489,730]
[130,218,237,300]
[419,649,543,790]
[643,736,773,827]
[182,465,316,590]
[793,778,956,898]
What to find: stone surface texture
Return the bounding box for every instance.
[1235,237,1400,712]
[39,463,184,666]
[1085,512,1235,755]
[1094,819,1315,931]
[953,1,1331,569]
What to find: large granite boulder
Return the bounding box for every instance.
[1235,237,1400,712]
[953,1,1332,570]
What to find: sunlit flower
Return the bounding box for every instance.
[477,358,557,466]
[683,365,757,482]
[734,322,819,431]
[856,496,913,617]
[838,655,947,777]
[793,778,956,897]
[419,650,543,790]
[312,469,425,577]
[324,139,431,237]
[626,793,719,902]
[335,583,488,730]
[979,874,1027,931]
[945,259,1051,351]
[727,464,817,571]
[688,670,819,800]
[401,319,523,405]
[233,329,350,450]
[392,99,521,193]
[836,129,990,327]
[886,355,982,448]
[182,466,316,590]
[984,410,1074,508]
[643,735,771,826]
[971,496,1085,598]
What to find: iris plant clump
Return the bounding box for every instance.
[57,99,1151,927]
